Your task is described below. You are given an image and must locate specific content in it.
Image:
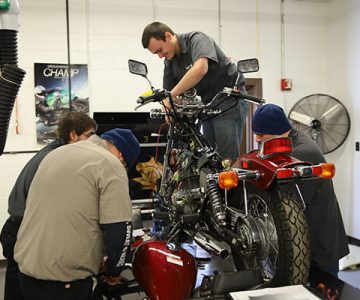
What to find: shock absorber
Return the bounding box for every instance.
[207,178,226,226]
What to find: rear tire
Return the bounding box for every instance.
[230,183,310,286]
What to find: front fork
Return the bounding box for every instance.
[158,123,175,203]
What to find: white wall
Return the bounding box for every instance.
[1,0,359,240]
[326,0,360,238]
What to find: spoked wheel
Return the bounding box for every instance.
[234,196,279,282]
[230,183,310,286]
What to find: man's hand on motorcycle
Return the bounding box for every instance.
[103,274,125,286]
[99,256,127,286]
[162,98,173,124]
[162,95,182,124]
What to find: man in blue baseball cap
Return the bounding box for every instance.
[14,128,140,300]
[101,128,140,169]
[252,104,349,278]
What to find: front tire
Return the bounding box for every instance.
[230,183,310,286]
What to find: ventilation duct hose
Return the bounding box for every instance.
[0,0,25,155]
[0,29,18,65]
[0,63,26,155]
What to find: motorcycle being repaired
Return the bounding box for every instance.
[100,58,336,300]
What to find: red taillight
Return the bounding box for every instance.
[218,171,239,189]
[260,137,292,157]
[277,163,336,180]
[276,168,294,179]
[311,165,323,176]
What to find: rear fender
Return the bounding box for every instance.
[233,151,313,190]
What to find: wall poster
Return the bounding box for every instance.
[34,63,90,144]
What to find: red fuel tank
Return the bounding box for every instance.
[132,240,197,300]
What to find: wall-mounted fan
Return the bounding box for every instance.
[288,94,350,154]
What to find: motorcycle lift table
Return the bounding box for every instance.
[98,231,360,299]
[98,258,360,300]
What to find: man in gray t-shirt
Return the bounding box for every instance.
[141,21,248,160]
[0,112,97,300]
[14,128,140,300]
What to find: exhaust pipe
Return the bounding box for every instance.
[193,231,230,260]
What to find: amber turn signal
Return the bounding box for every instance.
[320,163,335,179]
[218,171,239,189]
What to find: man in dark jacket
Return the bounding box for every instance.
[251,104,349,278]
[0,112,97,300]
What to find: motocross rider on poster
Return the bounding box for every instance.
[34,63,90,144]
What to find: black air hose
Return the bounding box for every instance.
[0,29,18,65]
[0,29,26,155]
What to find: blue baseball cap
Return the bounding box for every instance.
[252,104,292,135]
[101,128,140,168]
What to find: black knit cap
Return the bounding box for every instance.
[252,104,292,135]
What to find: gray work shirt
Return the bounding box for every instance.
[15,135,132,281]
[163,32,243,103]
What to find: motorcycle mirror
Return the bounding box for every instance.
[128,59,148,77]
[237,58,259,73]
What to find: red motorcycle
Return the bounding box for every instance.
[103,59,335,300]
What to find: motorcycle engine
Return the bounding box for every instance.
[170,148,202,214]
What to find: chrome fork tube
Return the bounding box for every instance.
[243,180,249,216]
